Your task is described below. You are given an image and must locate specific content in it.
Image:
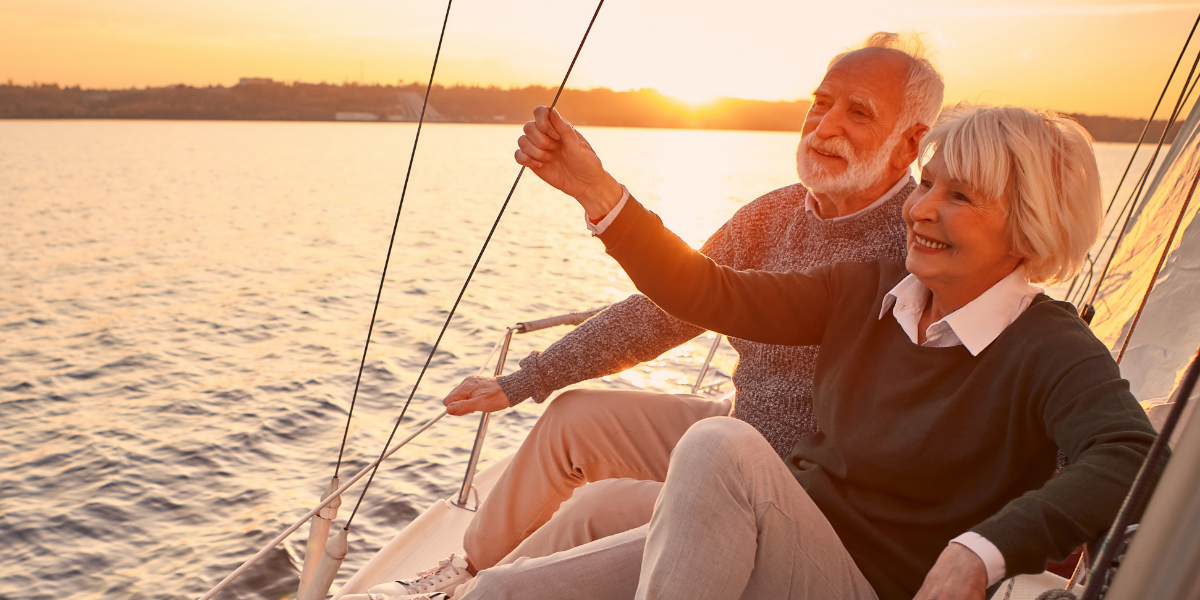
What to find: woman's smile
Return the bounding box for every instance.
[911,233,949,251]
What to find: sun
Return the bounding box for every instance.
[656,82,721,106]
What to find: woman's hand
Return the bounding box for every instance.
[443,376,511,416]
[913,543,989,600]
[515,106,623,220]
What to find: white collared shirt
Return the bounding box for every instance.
[880,266,1043,585]
[880,267,1043,355]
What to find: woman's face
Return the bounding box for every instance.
[903,150,1024,298]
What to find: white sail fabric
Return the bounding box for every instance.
[1090,100,1200,403]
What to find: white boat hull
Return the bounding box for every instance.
[333,454,512,598]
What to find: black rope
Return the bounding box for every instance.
[1085,56,1199,309]
[1072,13,1198,306]
[332,0,455,478]
[1102,14,1199,219]
[1065,253,1095,301]
[1083,25,1200,308]
[344,0,608,528]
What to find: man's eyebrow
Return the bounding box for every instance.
[847,95,878,117]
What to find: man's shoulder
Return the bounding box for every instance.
[726,183,811,225]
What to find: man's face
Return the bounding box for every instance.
[796,49,909,196]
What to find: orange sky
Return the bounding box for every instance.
[2,0,1198,118]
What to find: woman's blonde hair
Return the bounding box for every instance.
[920,104,1103,283]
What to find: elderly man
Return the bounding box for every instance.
[361,32,945,600]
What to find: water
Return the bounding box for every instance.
[0,120,1147,600]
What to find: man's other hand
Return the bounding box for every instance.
[514,106,623,220]
[913,543,988,600]
[444,376,511,416]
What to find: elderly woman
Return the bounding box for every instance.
[509,104,1156,600]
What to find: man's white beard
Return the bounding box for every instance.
[795,129,900,197]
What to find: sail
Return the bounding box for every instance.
[1090,100,1200,402]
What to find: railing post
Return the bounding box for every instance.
[455,327,515,508]
[691,334,723,395]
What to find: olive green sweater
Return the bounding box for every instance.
[600,198,1157,600]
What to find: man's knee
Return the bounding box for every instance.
[537,389,611,432]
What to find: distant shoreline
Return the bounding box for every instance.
[0,81,1182,143]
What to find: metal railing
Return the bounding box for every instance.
[452,306,727,508]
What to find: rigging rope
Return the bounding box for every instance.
[198,411,449,600]
[1102,14,1200,220]
[342,0,609,529]
[334,0,456,478]
[198,330,509,600]
[1078,15,1200,309]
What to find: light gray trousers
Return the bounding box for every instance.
[458,417,879,600]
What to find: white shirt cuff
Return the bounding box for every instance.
[584,184,630,236]
[951,532,1006,587]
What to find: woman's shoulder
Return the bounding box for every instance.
[1000,296,1117,367]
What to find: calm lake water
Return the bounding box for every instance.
[0,120,1153,600]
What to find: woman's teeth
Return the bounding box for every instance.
[914,235,949,250]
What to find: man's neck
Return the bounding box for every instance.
[810,172,907,219]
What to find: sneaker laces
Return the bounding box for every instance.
[403,555,466,593]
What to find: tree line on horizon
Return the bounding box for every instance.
[0,80,1183,143]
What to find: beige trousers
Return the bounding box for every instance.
[462,388,731,570]
[637,417,878,600]
[457,417,878,600]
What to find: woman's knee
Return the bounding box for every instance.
[672,417,771,468]
[681,416,762,448]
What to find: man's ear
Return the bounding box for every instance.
[891,123,929,170]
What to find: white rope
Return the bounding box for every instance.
[197,409,448,600]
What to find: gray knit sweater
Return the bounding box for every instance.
[498,180,913,457]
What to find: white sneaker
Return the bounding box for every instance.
[367,554,472,597]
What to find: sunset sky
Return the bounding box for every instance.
[3,0,1198,118]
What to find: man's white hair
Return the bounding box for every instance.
[829,32,945,132]
[920,104,1103,284]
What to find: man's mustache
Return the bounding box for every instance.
[800,132,857,162]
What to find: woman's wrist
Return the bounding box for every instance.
[579,174,623,221]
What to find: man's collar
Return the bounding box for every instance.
[879,267,1043,355]
[804,174,910,223]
